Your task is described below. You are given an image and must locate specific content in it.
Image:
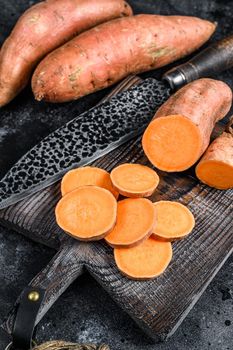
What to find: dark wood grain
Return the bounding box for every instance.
[0,0,233,346]
[0,128,232,340]
[0,75,142,251]
[0,75,145,338]
[0,76,232,341]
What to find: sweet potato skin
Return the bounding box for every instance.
[196,132,233,189]
[199,132,233,168]
[152,78,232,154]
[0,0,132,107]
[32,14,216,103]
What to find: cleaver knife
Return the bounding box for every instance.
[1,35,233,209]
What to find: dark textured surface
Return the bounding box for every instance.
[0,134,232,342]
[0,0,233,349]
[0,226,232,350]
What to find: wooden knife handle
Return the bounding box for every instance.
[163,35,233,89]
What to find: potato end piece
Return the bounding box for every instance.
[110,163,159,198]
[196,160,233,190]
[142,115,202,172]
[55,185,117,241]
[152,201,195,241]
[114,237,172,280]
[196,131,233,189]
[105,198,156,248]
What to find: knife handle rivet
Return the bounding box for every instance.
[28,291,40,302]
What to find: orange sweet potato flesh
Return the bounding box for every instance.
[152,201,195,241]
[61,166,119,199]
[105,198,156,248]
[0,0,132,107]
[55,186,117,241]
[32,15,216,103]
[196,132,233,189]
[142,78,232,172]
[110,163,159,198]
[114,236,172,280]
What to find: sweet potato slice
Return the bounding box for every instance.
[152,201,195,241]
[142,79,232,172]
[110,163,159,198]
[105,198,156,248]
[196,132,233,189]
[114,237,172,280]
[55,186,117,241]
[61,166,119,199]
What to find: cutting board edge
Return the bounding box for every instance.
[167,247,233,339]
[0,218,60,250]
[86,268,163,342]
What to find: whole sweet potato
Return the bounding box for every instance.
[0,0,132,107]
[32,14,216,103]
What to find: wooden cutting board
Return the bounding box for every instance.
[0,0,232,343]
[0,124,232,341]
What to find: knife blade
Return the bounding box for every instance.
[1,35,233,209]
[0,78,170,209]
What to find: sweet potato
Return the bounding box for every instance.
[0,0,132,107]
[55,186,117,241]
[142,78,232,172]
[32,14,216,103]
[105,198,156,248]
[110,163,159,198]
[152,201,195,241]
[61,166,119,198]
[114,236,172,280]
[196,119,233,189]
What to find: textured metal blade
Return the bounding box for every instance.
[0,78,171,209]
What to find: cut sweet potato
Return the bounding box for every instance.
[32,15,216,103]
[55,186,117,241]
[196,131,233,189]
[105,198,156,248]
[142,79,232,172]
[153,201,195,241]
[61,166,118,199]
[110,163,159,198]
[114,236,172,280]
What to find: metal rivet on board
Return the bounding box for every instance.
[28,291,40,302]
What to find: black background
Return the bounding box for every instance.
[0,1,232,349]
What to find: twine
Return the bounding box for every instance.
[32,341,110,350]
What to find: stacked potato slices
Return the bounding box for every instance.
[56,164,195,280]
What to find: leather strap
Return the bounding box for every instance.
[12,286,45,350]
